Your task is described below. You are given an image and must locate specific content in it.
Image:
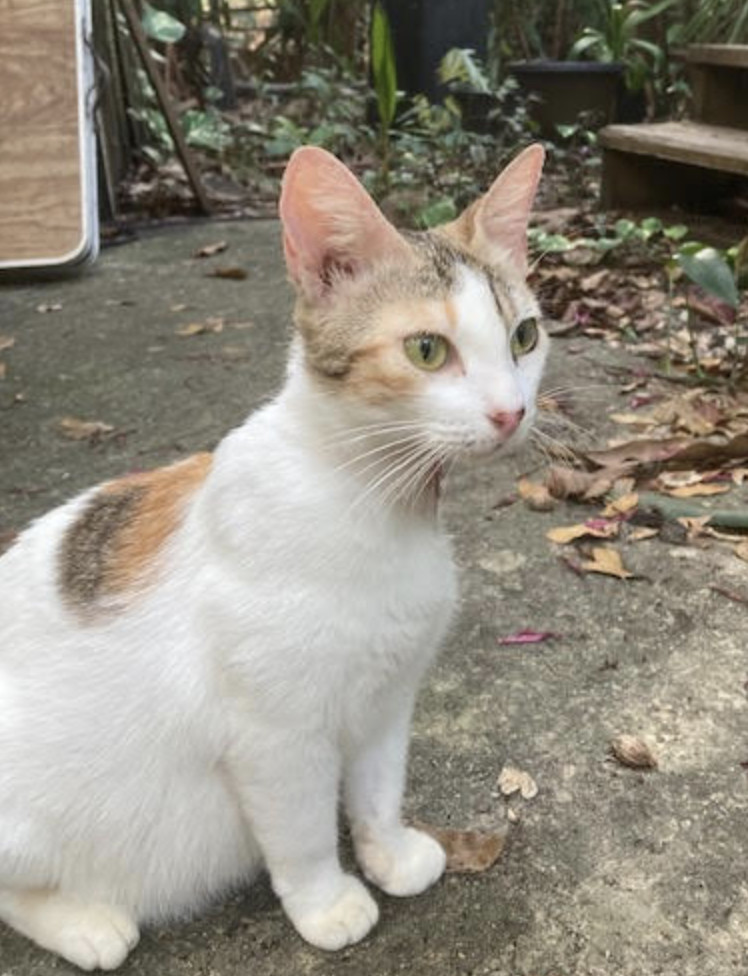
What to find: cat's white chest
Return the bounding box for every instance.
[201,484,457,735]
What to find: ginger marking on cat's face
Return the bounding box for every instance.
[59,453,212,611]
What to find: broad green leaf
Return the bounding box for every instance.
[676,246,739,308]
[614,218,637,240]
[418,197,458,229]
[664,223,689,241]
[142,1,186,43]
[371,2,398,129]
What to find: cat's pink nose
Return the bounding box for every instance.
[488,407,525,436]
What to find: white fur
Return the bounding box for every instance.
[0,259,546,970]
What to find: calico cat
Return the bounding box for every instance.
[0,144,547,970]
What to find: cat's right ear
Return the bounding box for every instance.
[279,147,411,301]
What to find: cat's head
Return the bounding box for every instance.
[279,145,547,461]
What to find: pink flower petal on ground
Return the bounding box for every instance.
[498,630,560,645]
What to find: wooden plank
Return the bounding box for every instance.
[599,122,748,177]
[685,44,748,69]
[0,0,87,264]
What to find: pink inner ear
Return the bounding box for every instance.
[476,144,545,274]
[280,147,408,297]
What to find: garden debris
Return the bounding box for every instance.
[546,520,619,544]
[193,240,228,258]
[517,477,556,511]
[175,317,225,336]
[609,734,658,770]
[580,547,635,580]
[497,765,538,800]
[57,417,115,442]
[497,629,559,645]
[0,336,15,353]
[205,266,248,280]
[415,823,506,874]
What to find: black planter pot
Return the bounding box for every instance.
[508,61,624,137]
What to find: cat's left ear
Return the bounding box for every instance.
[279,146,411,301]
[441,144,545,276]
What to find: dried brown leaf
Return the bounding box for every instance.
[609,734,658,770]
[497,765,538,800]
[0,335,15,353]
[193,240,228,258]
[175,317,224,337]
[601,492,639,517]
[57,417,115,441]
[547,521,619,545]
[414,823,506,874]
[628,527,658,542]
[734,541,748,563]
[0,362,6,381]
[206,266,248,280]
[663,483,731,499]
[517,477,556,511]
[580,547,634,580]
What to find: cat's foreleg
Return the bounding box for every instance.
[344,694,446,897]
[226,730,378,951]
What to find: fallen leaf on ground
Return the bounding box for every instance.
[580,547,634,580]
[497,765,538,800]
[586,437,689,468]
[498,629,559,645]
[546,464,624,502]
[710,584,748,605]
[414,823,506,874]
[205,266,248,280]
[735,541,748,563]
[175,317,225,337]
[547,521,619,544]
[662,483,731,499]
[57,417,115,441]
[628,526,658,541]
[36,302,62,313]
[517,477,556,511]
[193,240,227,258]
[170,303,189,312]
[609,734,658,770]
[601,492,639,517]
[0,362,6,380]
[0,335,15,353]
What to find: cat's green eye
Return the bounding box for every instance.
[404,333,449,372]
[510,317,539,358]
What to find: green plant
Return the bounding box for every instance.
[569,0,674,91]
[667,0,748,44]
[370,1,398,187]
[667,242,746,381]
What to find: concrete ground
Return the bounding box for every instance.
[0,220,746,976]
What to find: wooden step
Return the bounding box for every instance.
[600,121,748,176]
[685,44,748,69]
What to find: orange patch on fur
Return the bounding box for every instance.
[103,453,212,594]
[444,298,458,331]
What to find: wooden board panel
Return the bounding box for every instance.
[599,122,748,177]
[0,0,89,265]
[685,44,748,69]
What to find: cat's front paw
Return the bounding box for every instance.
[355,825,446,897]
[283,874,379,951]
